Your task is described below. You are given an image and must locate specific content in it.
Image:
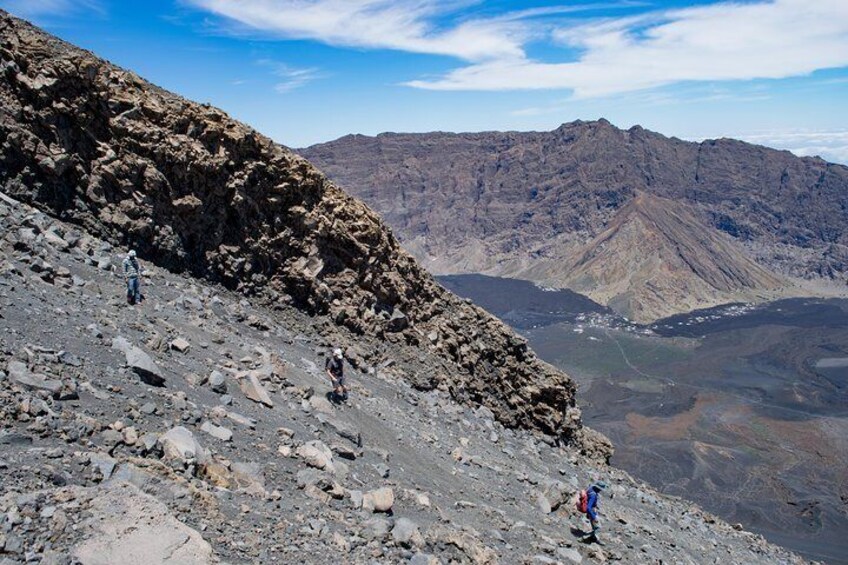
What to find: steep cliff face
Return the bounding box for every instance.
[301,121,848,322]
[0,11,599,448]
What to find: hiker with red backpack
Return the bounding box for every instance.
[577,481,608,544]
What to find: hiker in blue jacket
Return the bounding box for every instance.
[584,481,607,543]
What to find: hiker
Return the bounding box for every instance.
[325,348,348,402]
[579,481,608,544]
[123,250,142,305]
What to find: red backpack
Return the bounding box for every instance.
[576,489,588,513]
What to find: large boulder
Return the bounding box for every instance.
[237,371,274,407]
[296,440,334,472]
[157,426,209,465]
[72,482,214,564]
[7,360,62,396]
[362,487,394,513]
[124,347,165,386]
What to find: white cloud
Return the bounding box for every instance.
[733,130,848,165]
[184,0,848,97]
[184,0,528,62]
[256,59,324,93]
[512,85,771,116]
[0,0,102,18]
[408,0,848,95]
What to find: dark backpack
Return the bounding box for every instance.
[576,489,588,513]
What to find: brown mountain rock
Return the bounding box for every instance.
[301,120,848,321]
[560,192,786,321]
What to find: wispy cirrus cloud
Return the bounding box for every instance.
[256,59,324,93]
[184,0,848,98]
[512,84,772,117]
[408,0,848,95]
[183,0,530,62]
[0,0,103,18]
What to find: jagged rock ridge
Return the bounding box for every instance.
[0,11,595,447]
[300,121,848,322]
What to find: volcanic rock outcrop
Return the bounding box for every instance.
[301,122,848,322]
[0,11,587,444]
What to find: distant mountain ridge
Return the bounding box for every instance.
[300,120,848,322]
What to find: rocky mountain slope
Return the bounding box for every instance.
[0,193,811,563]
[301,122,848,322]
[0,11,818,564]
[0,10,592,447]
[440,274,848,564]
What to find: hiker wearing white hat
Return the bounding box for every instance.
[325,347,348,402]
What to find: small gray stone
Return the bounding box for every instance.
[90,452,117,480]
[348,489,363,509]
[170,338,190,353]
[138,433,160,454]
[3,534,23,554]
[226,411,255,429]
[7,360,62,396]
[96,429,123,451]
[409,553,440,565]
[58,351,82,367]
[296,440,334,471]
[237,372,274,407]
[331,444,357,460]
[362,516,392,540]
[208,371,227,394]
[557,547,583,564]
[158,426,209,465]
[200,421,233,442]
[387,309,408,332]
[391,517,423,547]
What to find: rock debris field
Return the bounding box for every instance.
[0,194,813,564]
[0,9,825,564]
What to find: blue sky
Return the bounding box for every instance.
[2,0,848,163]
